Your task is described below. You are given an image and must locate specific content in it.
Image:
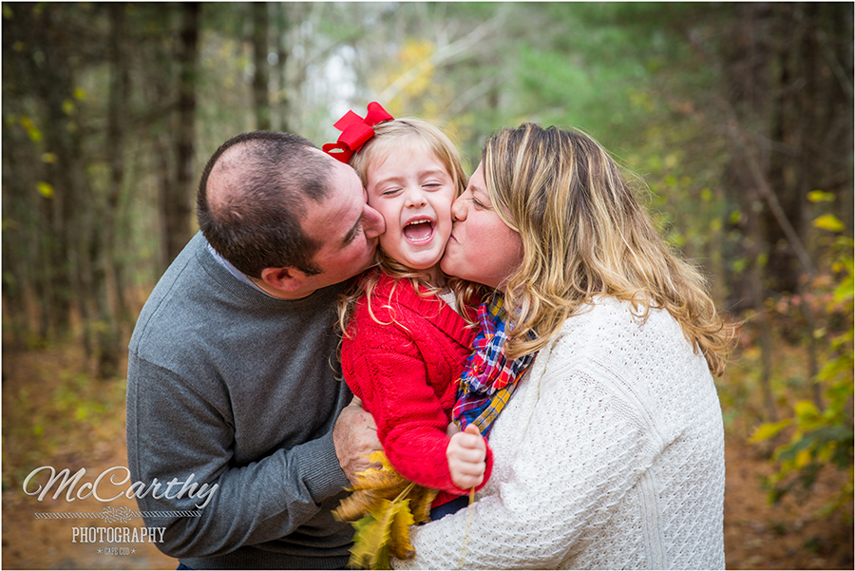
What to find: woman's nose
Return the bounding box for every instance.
[450,193,467,221]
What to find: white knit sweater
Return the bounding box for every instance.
[395,297,726,570]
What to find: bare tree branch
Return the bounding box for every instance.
[726,118,817,277]
[378,18,501,104]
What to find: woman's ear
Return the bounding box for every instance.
[259,266,306,294]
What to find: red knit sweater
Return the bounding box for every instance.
[341,272,493,506]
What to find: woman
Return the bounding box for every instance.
[394,123,737,570]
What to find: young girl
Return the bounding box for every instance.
[324,103,492,518]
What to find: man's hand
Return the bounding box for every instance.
[333,399,382,485]
[446,424,487,490]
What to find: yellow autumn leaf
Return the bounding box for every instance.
[36,182,54,198]
[794,400,820,422]
[816,442,836,464]
[387,499,415,560]
[349,494,416,569]
[794,447,812,469]
[400,39,433,65]
[338,452,438,569]
[19,116,42,141]
[807,190,835,202]
[349,511,391,570]
[750,419,792,443]
[813,214,844,233]
[406,482,438,524]
[664,154,678,169]
[335,451,436,524]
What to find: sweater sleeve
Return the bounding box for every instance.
[395,336,661,569]
[126,352,349,560]
[342,316,486,497]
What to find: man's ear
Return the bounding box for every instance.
[259,266,307,294]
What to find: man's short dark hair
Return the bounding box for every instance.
[196,131,333,277]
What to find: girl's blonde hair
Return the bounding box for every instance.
[483,123,737,376]
[337,118,483,334]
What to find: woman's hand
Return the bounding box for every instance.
[446,424,487,490]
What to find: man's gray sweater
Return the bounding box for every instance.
[127,232,354,569]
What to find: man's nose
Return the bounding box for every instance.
[363,205,385,239]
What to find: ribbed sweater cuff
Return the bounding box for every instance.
[300,430,350,503]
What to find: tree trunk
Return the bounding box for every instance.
[94,2,129,379]
[275,2,289,132]
[38,6,89,341]
[795,3,822,409]
[252,2,271,130]
[721,4,779,421]
[163,2,200,265]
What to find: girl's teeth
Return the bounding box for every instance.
[404,220,433,242]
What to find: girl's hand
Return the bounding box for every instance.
[446,424,487,490]
[446,421,461,438]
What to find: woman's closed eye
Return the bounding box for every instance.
[471,195,488,209]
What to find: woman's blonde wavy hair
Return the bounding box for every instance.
[336,118,484,335]
[483,123,737,376]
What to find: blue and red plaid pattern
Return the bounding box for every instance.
[452,294,537,437]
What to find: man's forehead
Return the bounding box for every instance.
[306,168,361,226]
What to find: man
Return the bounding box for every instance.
[126,131,385,569]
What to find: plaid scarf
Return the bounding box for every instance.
[452,294,537,437]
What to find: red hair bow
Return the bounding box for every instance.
[322,101,394,163]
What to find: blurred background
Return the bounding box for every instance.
[2,2,852,569]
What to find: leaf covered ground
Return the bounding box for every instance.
[1,341,851,570]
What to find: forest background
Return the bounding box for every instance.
[1,2,853,570]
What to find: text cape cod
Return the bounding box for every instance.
[23,465,218,509]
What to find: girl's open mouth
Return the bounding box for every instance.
[403,218,435,244]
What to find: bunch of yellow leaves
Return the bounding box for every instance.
[334,451,439,569]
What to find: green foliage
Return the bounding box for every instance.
[751,237,854,518]
[508,4,668,143]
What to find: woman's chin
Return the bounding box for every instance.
[439,256,456,278]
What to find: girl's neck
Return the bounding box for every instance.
[422,264,445,288]
[378,260,445,289]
